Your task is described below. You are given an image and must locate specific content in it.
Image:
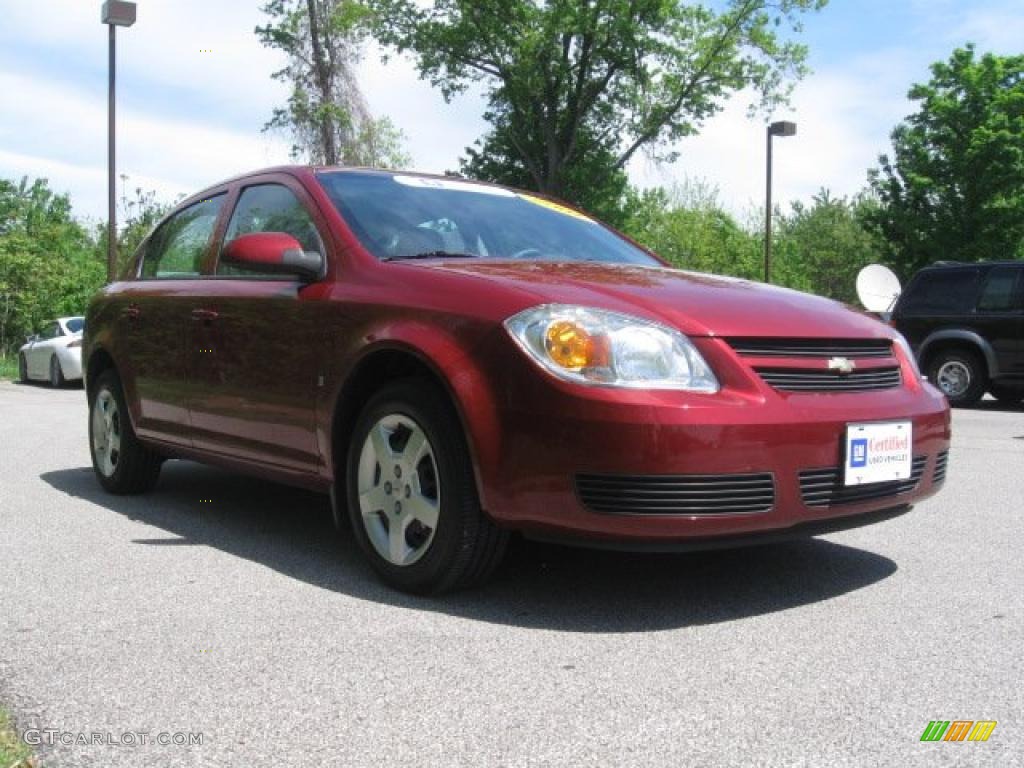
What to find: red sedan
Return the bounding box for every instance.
[83,167,951,593]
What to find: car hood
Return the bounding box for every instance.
[419,260,892,339]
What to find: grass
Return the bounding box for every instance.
[0,707,35,767]
[0,356,18,381]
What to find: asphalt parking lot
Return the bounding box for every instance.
[0,380,1021,767]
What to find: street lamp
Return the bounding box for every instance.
[764,120,796,284]
[101,1,137,283]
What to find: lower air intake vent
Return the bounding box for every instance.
[799,456,926,508]
[576,472,775,516]
[933,450,949,485]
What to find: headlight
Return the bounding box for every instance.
[892,332,923,379]
[504,304,719,392]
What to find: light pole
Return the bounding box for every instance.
[764,120,796,284]
[101,1,137,283]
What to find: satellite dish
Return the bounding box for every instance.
[856,264,902,313]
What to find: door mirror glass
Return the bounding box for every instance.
[221,232,323,279]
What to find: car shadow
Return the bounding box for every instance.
[963,398,1024,413]
[41,462,898,633]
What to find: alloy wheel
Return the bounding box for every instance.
[936,360,971,398]
[356,413,440,567]
[91,388,122,477]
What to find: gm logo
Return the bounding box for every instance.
[850,438,868,467]
[921,720,997,742]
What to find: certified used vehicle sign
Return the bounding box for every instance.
[844,421,913,485]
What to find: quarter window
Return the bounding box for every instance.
[899,269,981,315]
[976,267,1022,312]
[142,196,225,278]
[219,184,323,276]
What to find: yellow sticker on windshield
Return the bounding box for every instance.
[518,194,595,223]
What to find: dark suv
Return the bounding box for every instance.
[892,261,1024,406]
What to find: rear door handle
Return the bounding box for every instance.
[121,305,140,320]
[191,308,219,322]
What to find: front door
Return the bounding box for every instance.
[187,180,326,473]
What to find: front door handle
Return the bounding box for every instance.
[121,304,140,321]
[191,308,219,322]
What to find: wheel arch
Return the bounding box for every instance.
[326,338,500,517]
[918,330,998,379]
[85,346,117,401]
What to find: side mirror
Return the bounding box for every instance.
[221,232,323,280]
[26,334,37,344]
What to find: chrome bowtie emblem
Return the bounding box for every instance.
[828,356,856,375]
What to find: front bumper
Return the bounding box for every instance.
[477,341,951,546]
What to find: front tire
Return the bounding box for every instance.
[49,355,65,388]
[89,369,162,494]
[18,354,28,383]
[928,349,986,406]
[345,379,508,594]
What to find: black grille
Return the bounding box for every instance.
[933,450,949,484]
[755,366,903,393]
[576,472,775,515]
[799,455,927,508]
[728,338,893,358]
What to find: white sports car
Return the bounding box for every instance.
[18,316,84,386]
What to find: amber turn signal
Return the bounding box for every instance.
[544,320,608,370]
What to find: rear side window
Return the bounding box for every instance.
[899,269,981,315]
[218,184,323,276]
[142,196,225,278]
[976,266,1023,312]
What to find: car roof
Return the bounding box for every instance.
[918,260,1023,271]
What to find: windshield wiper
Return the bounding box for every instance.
[381,251,481,262]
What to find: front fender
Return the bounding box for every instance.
[321,317,504,511]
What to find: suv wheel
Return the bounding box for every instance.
[18,354,28,383]
[989,382,1023,406]
[928,349,986,406]
[89,369,162,494]
[345,379,508,594]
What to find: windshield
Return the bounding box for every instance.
[318,171,660,266]
[64,317,85,334]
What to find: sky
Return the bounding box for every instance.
[1,0,1022,225]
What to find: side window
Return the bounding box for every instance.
[142,196,225,279]
[977,267,1022,312]
[219,184,323,276]
[900,269,981,315]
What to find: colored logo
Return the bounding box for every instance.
[920,720,997,742]
[850,438,868,467]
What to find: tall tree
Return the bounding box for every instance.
[0,178,102,355]
[258,0,410,167]
[372,0,825,208]
[869,47,1024,276]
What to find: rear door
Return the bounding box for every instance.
[185,177,327,473]
[119,195,227,447]
[975,265,1024,378]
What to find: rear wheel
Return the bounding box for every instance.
[345,379,508,594]
[989,382,1024,405]
[18,354,28,383]
[89,369,162,494]
[49,355,65,388]
[927,349,986,406]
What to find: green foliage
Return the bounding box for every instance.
[372,0,825,214]
[621,183,763,279]
[774,190,883,303]
[0,177,103,356]
[258,0,410,167]
[869,46,1024,277]
[621,183,884,302]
